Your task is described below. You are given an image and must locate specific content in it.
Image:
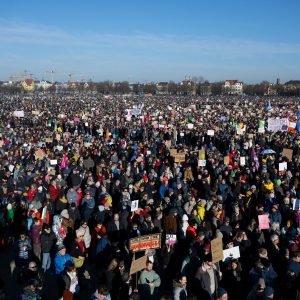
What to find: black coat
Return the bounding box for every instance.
[40,231,56,253]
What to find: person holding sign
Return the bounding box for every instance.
[138,260,161,300]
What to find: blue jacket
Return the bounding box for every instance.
[54,252,73,274]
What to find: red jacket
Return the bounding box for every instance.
[49,184,60,201]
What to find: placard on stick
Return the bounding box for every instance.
[211,237,223,263]
[130,255,148,275]
[174,153,185,163]
[258,215,270,230]
[224,156,230,165]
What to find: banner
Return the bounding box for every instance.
[211,237,223,263]
[207,130,214,136]
[166,234,177,245]
[267,118,288,132]
[293,199,300,211]
[129,234,161,252]
[279,162,287,171]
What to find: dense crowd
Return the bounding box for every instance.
[0,92,299,300]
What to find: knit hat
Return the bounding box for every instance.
[57,243,66,251]
[61,209,69,219]
[182,214,189,221]
[76,227,85,238]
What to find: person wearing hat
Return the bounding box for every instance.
[54,244,73,275]
[194,253,219,299]
[40,224,56,272]
[61,209,74,232]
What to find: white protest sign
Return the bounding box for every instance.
[207,130,214,136]
[279,162,287,171]
[13,110,24,118]
[9,165,14,172]
[198,160,206,167]
[187,123,194,129]
[131,200,139,212]
[166,234,177,245]
[240,157,246,166]
[50,160,58,166]
[223,246,240,262]
[292,199,300,211]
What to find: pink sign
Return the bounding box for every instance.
[74,117,80,123]
[258,215,270,230]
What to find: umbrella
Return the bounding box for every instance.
[260,149,276,155]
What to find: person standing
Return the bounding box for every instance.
[138,261,161,300]
[30,217,42,261]
[173,274,188,300]
[40,224,56,272]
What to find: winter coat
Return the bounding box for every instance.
[54,252,73,275]
[40,231,56,253]
[30,223,42,244]
[173,281,187,300]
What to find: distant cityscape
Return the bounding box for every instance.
[1,74,300,96]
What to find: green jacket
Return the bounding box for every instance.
[138,269,161,295]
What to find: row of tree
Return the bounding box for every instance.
[1,80,300,96]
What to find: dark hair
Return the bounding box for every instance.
[98,286,108,296]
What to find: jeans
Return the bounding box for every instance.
[42,252,51,271]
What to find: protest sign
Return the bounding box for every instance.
[32,110,40,116]
[166,234,177,245]
[279,162,287,171]
[198,160,206,167]
[129,234,161,252]
[0,140,3,148]
[13,110,24,118]
[174,153,185,163]
[50,160,57,166]
[258,128,265,133]
[187,123,194,129]
[199,149,205,160]
[9,165,14,172]
[224,156,230,165]
[131,200,139,212]
[292,198,300,211]
[282,148,293,161]
[211,237,223,263]
[84,142,92,148]
[207,130,214,136]
[165,140,171,149]
[240,157,246,166]
[258,215,270,230]
[45,138,52,143]
[169,148,177,157]
[130,255,148,275]
[35,149,46,160]
[268,118,288,132]
[223,246,240,262]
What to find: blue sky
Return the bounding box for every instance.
[0,0,300,83]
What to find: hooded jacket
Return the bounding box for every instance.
[173,280,187,300]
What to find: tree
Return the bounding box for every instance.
[167,81,178,95]
[211,82,222,95]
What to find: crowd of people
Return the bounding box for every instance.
[0,91,299,300]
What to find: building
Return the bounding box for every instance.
[223,80,243,95]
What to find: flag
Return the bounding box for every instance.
[251,147,259,171]
[105,128,110,142]
[288,120,297,133]
[60,153,68,169]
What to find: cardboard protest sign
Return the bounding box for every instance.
[282,148,293,161]
[129,234,161,252]
[45,138,52,143]
[130,255,148,275]
[32,110,40,116]
[211,237,223,263]
[165,140,171,149]
[84,142,92,148]
[279,162,287,172]
[240,157,246,166]
[223,246,240,262]
[13,110,24,118]
[169,148,177,157]
[258,215,270,230]
[131,200,139,212]
[166,234,177,245]
[199,149,205,160]
[224,156,230,165]
[174,153,185,163]
[35,149,46,160]
[207,130,214,136]
[292,198,300,211]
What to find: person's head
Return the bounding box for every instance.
[113,213,119,221]
[81,221,88,228]
[256,278,266,295]
[19,232,26,240]
[177,274,187,286]
[203,253,213,267]
[97,286,109,300]
[270,234,279,245]
[65,262,76,274]
[145,214,152,222]
[58,244,66,255]
[293,251,300,263]
[28,261,38,272]
[264,286,274,299]
[258,248,268,258]
[33,217,40,225]
[145,261,153,271]
[44,224,51,233]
